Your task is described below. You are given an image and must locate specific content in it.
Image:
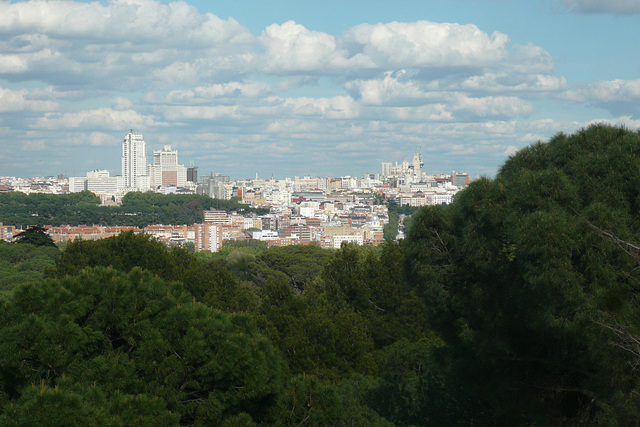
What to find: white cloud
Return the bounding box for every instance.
[33,108,161,130]
[20,140,47,151]
[28,86,86,101]
[460,73,567,93]
[0,55,29,73]
[504,145,520,156]
[62,131,120,146]
[256,20,554,78]
[562,79,640,117]
[277,96,361,119]
[0,0,255,86]
[0,1,557,98]
[89,131,118,146]
[508,44,555,74]
[335,141,370,152]
[345,70,434,105]
[564,79,640,102]
[164,81,272,104]
[259,21,343,72]
[0,0,252,47]
[162,105,240,121]
[561,0,640,15]
[112,97,134,110]
[0,87,58,112]
[266,119,326,134]
[194,81,271,98]
[451,94,533,119]
[585,116,640,128]
[371,104,454,122]
[345,73,533,121]
[341,21,510,69]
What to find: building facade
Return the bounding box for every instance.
[193,223,223,252]
[197,173,230,200]
[148,145,187,189]
[121,131,150,191]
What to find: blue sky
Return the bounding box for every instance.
[1,0,639,180]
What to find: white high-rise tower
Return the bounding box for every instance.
[121,130,150,191]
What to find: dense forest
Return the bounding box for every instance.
[0,191,267,228]
[1,124,640,425]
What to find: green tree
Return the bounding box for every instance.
[0,267,286,425]
[404,125,640,424]
[254,245,333,292]
[12,226,57,247]
[51,231,259,313]
[0,242,58,297]
[383,211,399,241]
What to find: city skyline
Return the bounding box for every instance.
[1,0,639,179]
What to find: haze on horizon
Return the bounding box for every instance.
[0,0,639,180]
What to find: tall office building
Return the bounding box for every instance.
[121,130,149,191]
[148,145,187,188]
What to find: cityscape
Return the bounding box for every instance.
[0,130,470,251]
[1,0,639,424]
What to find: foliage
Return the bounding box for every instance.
[0,191,100,227]
[280,374,395,426]
[195,239,269,268]
[0,191,266,228]
[384,201,419,241]
[51,232,259,313]
[119,192,268,225]
[383,210,399,241]
[247,243,429,381]
[253,245,333,291]
[0,267,286,425]
[386,200,420,216]
[404,124,640,424]
[0,241,58,298]
[1,378,177,426]
[12,226,57,247]
[363,338,489,426]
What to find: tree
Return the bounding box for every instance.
[12,226,57,247]
[51,231,260,313]
[404,125,640,424]
[0,267,286,425]
[254,245,333,291]
[0,242,58,297]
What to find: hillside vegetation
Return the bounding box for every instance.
[0,192,266,228]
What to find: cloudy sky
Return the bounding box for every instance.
[1,0,639,180]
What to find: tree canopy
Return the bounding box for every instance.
[12,226,57,247]
[0,267,286,425]
[0,192,266,228]
[404,124,640,424]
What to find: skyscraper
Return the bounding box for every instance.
[148,145,187,188]
[121,130,149,191]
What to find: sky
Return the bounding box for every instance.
[0,0,639,180]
